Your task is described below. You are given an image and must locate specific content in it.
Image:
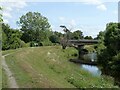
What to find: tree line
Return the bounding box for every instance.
[2,11,93,50]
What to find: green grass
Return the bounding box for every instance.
[2,69,8,88]
[2,48,23,55]
[3,46,119,88]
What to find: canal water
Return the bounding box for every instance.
[80,53,101,76]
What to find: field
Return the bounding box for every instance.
[2,46,118,88]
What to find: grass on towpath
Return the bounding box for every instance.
[2,46,119,88]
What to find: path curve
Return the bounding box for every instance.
[2,54,19,88]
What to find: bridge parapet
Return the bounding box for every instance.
[68,39,99,45]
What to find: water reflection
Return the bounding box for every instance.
[81,65,101,76]
[80,52,101,76]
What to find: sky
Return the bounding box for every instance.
[0,0,119,38]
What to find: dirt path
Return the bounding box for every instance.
[2,54,19,88]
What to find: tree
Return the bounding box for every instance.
[0,7,3,50]
[2,23,24,50]
[49,35,59,43]
[0,7,3,22]
[97,22,120,85]
[18,12,51,43]
[71,30,84,40]
[104,23,120,55]
[84,36,93,40]
[96,31,105,40]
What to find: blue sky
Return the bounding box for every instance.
[1,0,118,37]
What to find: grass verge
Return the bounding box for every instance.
[3,46,119,88]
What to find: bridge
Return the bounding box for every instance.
[67,39,99,58]
[66,39,99,66]
[68,40,98,45]
[60,25,99,65]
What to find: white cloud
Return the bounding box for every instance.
[3,19,9,23]
[3,12,12,18]
[83,0,107,11]
[0,0,27,24]
[83,0,101,5]
[10,1,27,9]
[59,17,65,22]
[69,19,76,26]
[5,7,12,12]
[97,4,107,11]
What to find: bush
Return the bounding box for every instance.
[20,40,26,47]
[41,38,52,46]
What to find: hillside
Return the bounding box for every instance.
[2,46,118,88]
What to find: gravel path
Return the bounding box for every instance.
[2,55,19,88]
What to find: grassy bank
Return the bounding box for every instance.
[2,69,8,88]
[2,46,118,88]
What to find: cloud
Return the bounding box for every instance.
[5,7,12,12]
[0,0,27,23]
[3,12,12,18]
[70,19,76,26]
[10,1,27,9]
[97,4,107,11]
[3,19,9,23]
[59,17,65,22]
[59,17,77,29]
[82,0,107,11]
[83,0,101,5]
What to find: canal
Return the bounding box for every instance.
[80,53,101,76]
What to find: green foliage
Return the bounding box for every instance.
[70,30,84,40]
[18,12,51,43]
[84,36,93,40]
[49,35,59,43]
[0,7,3,22]
[97,22,120,85]
[104,23,120,55]
[41,38,52,46]
[95,31,106,54]
[2,23,24,50]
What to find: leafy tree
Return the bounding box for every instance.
[18,12,51,43]
[2,23,24,50]
[49,31,63,44]
[71,30,84,40]
[97,22,120,85]
[95,31,106,53]
[104,23,120,55]
[49,34,60,43]
[0,7,3,22]
[0,7,3,49]
[84,36,93,40]
[96,31,105,41]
